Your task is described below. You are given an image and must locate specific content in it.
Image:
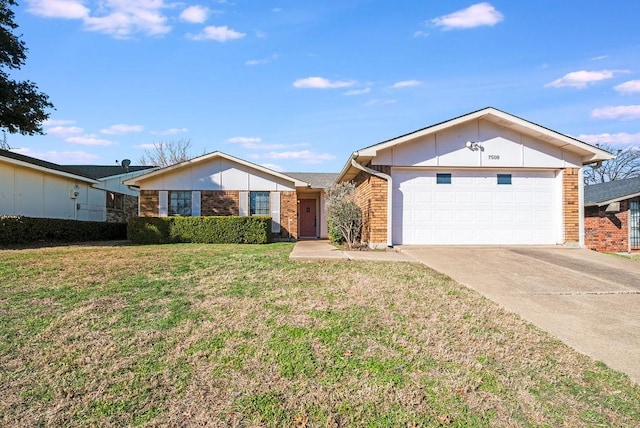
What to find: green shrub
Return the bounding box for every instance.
[128,216,271,245]
[0,216,127,245]
[327,217,344,244]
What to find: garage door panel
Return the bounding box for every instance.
[392,169,558,245]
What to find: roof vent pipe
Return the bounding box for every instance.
[350,156,393,248]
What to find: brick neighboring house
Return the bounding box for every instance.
[584,177,640,253]
[123,152,337,240]
[336,107,613,247]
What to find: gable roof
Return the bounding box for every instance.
[123,151,310,187]
[61,165,154,180]
[0,149,99,184]
[285,172,339,189]
[585,177,640,206]
[338,107,614,182]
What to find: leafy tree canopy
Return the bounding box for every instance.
[0,0,54,136]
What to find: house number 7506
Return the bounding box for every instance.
[488,155,500,160]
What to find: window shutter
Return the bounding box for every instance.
[239,191,249,216]
[158,191,168,217]
[270,191,281,233]
[192,191,201,216]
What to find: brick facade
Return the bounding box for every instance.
[136,189,299,240]
[106,194,138,223]
[584,202,629,252]
[201,191,239,215]
[139,190,158,217]
[562,168,580,243]
[353,165,389,245]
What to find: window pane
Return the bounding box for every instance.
[497,174,512,185]
[436,173,452,184]
[250,192,270,216]
[170,191,191,216]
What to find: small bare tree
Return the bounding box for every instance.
[584,143,640,184]
[326,182,362,249]
[138,139,194,167]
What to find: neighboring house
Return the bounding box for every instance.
[123,152,337,239]
[336,107,612,247]
[0,149,153,222]
[584,177,640,253]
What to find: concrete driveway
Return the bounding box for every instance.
[400,246,640,384]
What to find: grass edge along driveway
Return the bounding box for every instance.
[1,242,639,427]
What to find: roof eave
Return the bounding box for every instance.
[1,157,99,184]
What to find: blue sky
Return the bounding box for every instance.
[8,1,640,172]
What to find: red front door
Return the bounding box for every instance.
[299,199,317,237]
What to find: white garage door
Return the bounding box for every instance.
[392,169,559,245]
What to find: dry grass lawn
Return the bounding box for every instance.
[1,242,639,427]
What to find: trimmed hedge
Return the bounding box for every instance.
[127,216,271,244]
[0,216,127,245]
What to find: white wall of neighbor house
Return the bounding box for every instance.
[94,170,150,196]
[139,158,295,191]
[372,119,583,168]
[0,163,105,221]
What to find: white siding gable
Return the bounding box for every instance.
[372,119,583,169]
[140,158,296,191]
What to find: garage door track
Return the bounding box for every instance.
[401,246,640,384]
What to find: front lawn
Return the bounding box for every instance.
[1,243,638,426]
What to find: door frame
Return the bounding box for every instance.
[298,197,319,238]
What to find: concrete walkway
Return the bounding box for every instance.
[289,240,413,262]
[401,246,640,384]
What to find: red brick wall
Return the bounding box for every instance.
[563,168,580,243]
[135,189,298,239]
[201,191,239,215]
[353,165,389,245]
[280,191,297,239]
[584,202,629,252]
[139,190,158,217]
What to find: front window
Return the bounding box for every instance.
[170,191,192,216]
[250,192,270,216]
[106,192,124,210]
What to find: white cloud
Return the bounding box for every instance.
[413,30,429,38]
[591,55,609,61]
[101,124,144,135]
[151,127,189,135]
[614,80,640,95]
[179,5,208,23]
[432,2,504,30]
[591,105,640,120]
[272,8,282,13]
[187,25,246,42]
[44,119,76,126]
[28,0,171,38]
[365,98,397,107]
[264,150,336,163]
[47,126,84,137]
[344,87,371,96]
[293,77,356,89]
[227,136,262,144]
[83,1,171,38]
[545,70,626,89]
[12,148,100,163]
[245,54,279,66]
[66,136,115,146]
[27,0,89,19]
[390,80,421,89]
[261,163,284,171]
[578,132,640,145]
[135,143,157,149]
